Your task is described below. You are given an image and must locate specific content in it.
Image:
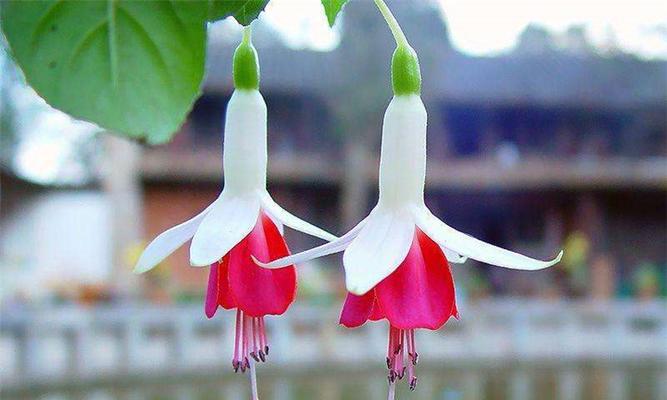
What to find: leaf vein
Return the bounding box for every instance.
[115,4,174,91]
[30,0,66,49]
[65,19,107,72]
[107,0,119,87]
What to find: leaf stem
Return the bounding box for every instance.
[373,0,408,48]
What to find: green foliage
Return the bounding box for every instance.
[1,0,209,144]
[208,0,269,25]
[321,0,348,27]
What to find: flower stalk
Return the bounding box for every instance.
[374,0,421,95]
[373,0,408,48]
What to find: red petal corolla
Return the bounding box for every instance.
[217,256,237,310]
[205,212,297,318]
[205,261,221,318]
[339,228,457,330]
[339,291,375,328]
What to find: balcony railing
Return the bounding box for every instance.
[1,300,665,399]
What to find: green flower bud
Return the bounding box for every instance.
[391,45,421,96]
[233,28,260,90]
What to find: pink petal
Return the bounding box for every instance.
[339,291,375,328]
[217,256,237,310]
[204,263,220,319]
[228,212,297,317]
[368,295,386,321]
[375,229,456,330]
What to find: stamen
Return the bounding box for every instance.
[242,314,250,373]
[245,315,256,362]
[409,376,418,391]
[386,327,419,391]
[396,331,404,379]
[387,325,395,371]
[254,318,263,361]
[409,329,418,365]
[406,329,416,389]
[259,318,269,355]
[233,310,242,372]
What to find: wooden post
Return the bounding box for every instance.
[607,369,627,400]
[100,134,143,298]
[509,368,532,400]
[340,140,370,230]
[463,371,485,400]
[558,368,582,400]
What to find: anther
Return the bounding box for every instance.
[264,345,270,355]
[409,376,418,391]
[250,352,260,362]
[398,367,406,380]
[386,357,392,369]
[258,350,266,362]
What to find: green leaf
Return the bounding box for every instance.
[208,0,269,25]
[1,0,209,144]
[321,0,348,27]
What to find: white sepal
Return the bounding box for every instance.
[260,192,337,241]
[133,200,218,274]
[254,217,367,269]
[414,206,562,271]
[343,208,415,295]
[262,206,284,235]
[442,247,468,264]
[189,194,260,267]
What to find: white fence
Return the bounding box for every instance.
[1,299,666,399]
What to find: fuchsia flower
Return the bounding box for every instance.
[257,1,562,393]
[134,28,335,386]
[258,94,560,389]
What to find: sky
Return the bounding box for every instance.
[261,0,667,59]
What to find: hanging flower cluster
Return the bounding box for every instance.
[135,1,562,398]
[133,27,335,397]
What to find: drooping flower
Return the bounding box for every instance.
[133,27,335,391]
[257,1,562,395]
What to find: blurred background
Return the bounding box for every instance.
[1,0,666,399]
